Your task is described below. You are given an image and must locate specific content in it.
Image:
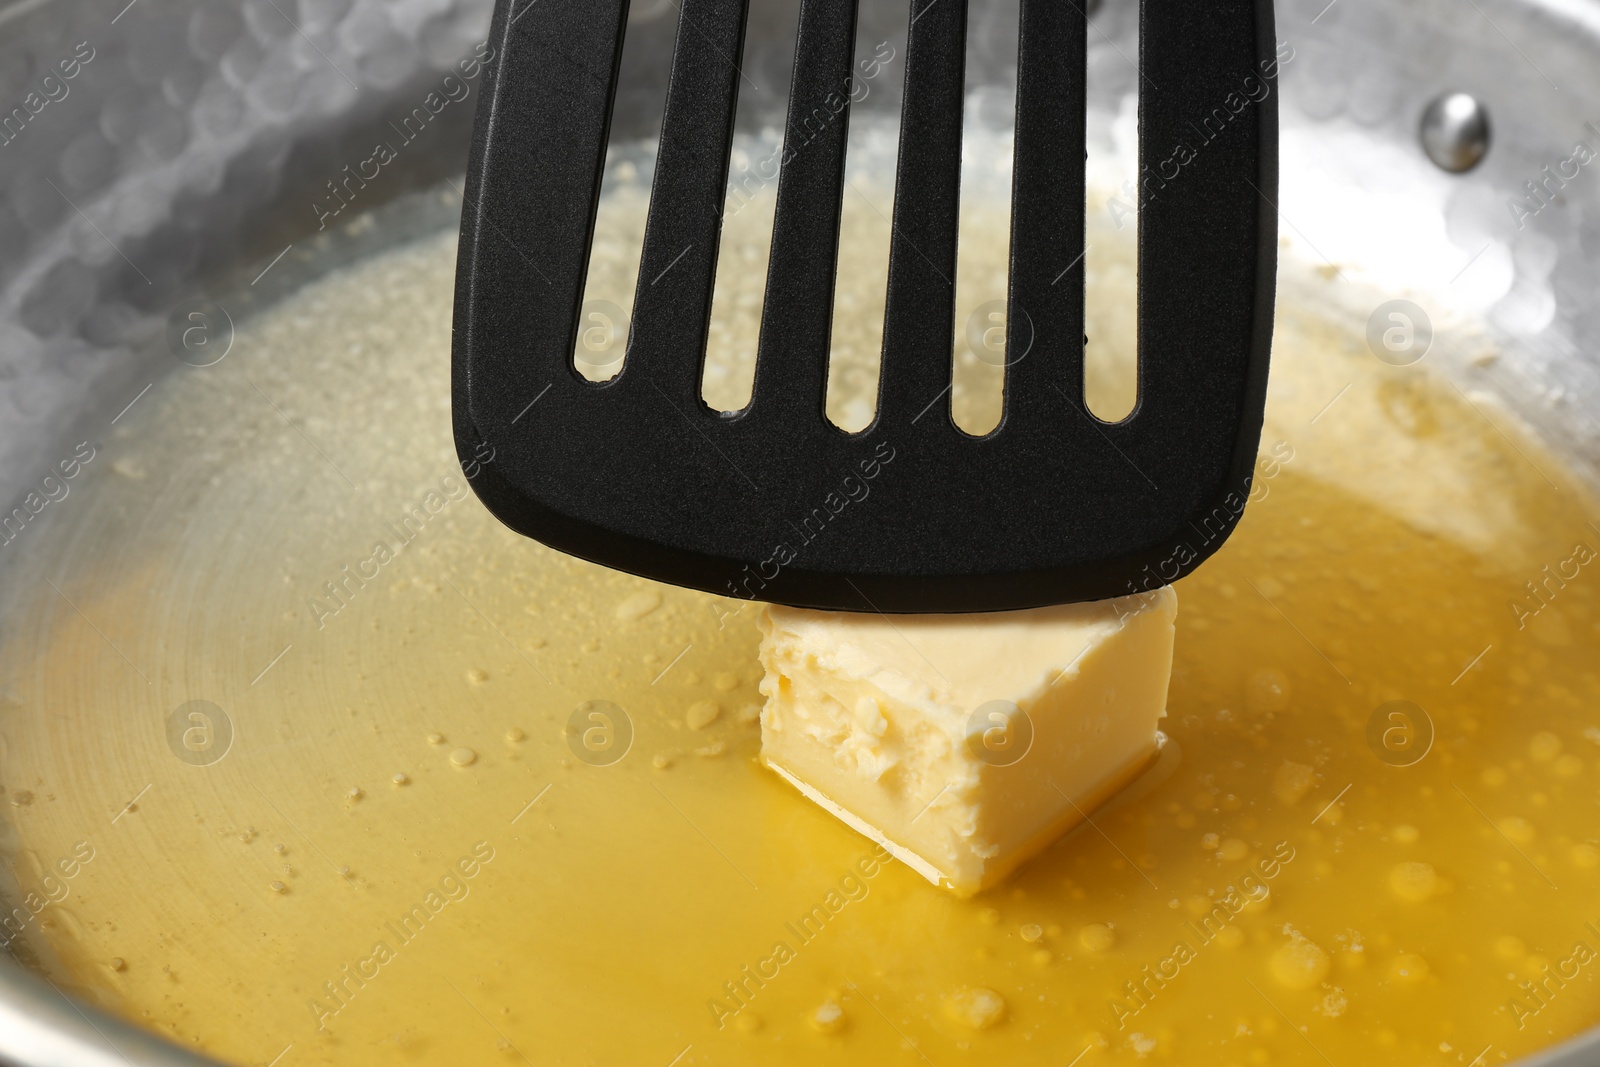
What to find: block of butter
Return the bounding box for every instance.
[757,589,1177,896]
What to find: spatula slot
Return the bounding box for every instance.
[821,0,910,433]
[1080,1,1139,424]
[701,0,802,415]
[571,0,684,383]
[574,146,651,384]
[946,0,1016,438]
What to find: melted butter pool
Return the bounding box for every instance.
[1,186,1599,1067]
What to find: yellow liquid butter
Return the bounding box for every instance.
[1,190,1598,1067]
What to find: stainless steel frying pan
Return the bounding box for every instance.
[0,0,1597,1061]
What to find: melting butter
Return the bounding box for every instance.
[0,189,1596,1067]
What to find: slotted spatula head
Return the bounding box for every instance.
[452,0,1278,613]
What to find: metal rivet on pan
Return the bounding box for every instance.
[1420,92,1491,173]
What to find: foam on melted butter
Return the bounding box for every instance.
[1,183,1599,1067]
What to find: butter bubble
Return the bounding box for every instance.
[1388,861,1440,902]
[1246,668,1292,713]
[1215,926,1246,948]
[615,590,662,621]
[1528,731,1562,761]
[686,701,721,730]
[945,987,1006,1030]
[1389,952,1429,984]
[1270,930,1330,990]
[1496,816,1535,843]
[807,1000,845,1034]
[1272,760,1315,805]
[1079,923,1115,951]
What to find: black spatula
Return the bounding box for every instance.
[452,0,1278,613]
